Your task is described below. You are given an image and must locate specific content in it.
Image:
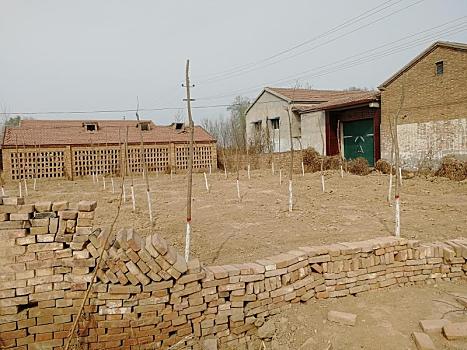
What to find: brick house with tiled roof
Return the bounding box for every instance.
[1,119,217,180]
[245,87,381,165]
[378,41,467,169]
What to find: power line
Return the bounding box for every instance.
[196,19,467,101]
[198,0,425,84]
[195,0,402,82]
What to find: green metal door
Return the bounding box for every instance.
[343,119,374,166]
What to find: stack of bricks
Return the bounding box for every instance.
[0,196,466,349]
[0,197,97,349]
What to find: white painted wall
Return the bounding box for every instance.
[245,91,301,152]
[391,117,467,169]
[300,111,326,155]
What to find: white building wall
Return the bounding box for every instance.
[245,91,301,152]
[300,111,326,155]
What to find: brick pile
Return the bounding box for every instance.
[0,196,466,349]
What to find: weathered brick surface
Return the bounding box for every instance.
[380,45,467,169]
[0,196,466,349]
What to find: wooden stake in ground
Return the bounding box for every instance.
[391,83,405,237]
[135,98,154,223]
[183,59,195,261]
[124,126,136,211]
[14,134,22,197]
[246,143,251,180]
[286,106,294,212]
[319,120,326,192]
[21,134,29,197]
[393,114,401,238]
[337,120,344,178]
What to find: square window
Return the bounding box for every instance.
[436,61,443,75]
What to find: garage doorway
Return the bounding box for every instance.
[342,119,375,166]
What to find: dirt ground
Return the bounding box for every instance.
[265,280,467,350]
[7,169,467,265]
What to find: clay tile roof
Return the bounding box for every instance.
[294,91,380,113]
[266,87,370,103]
[2,119,215,147]
[378,41,467,89]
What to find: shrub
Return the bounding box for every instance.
[347,157,371,175]
[375,159,394,174]
[435,156,467,181]
[302,148,321,172]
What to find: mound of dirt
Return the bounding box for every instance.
[302,148,321,172]
[347,157,371,175]
[375,159,393,174]
[435,156,467,181]
[323,155,341,170]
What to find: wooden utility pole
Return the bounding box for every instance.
[183,59,195,261]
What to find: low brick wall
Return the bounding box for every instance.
[221,150,304,173]
[0,197,466,349]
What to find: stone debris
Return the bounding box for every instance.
[443,322,467,340]
[419,319,450,333]
[0,195,466,349]
[327,310,357,326]
[257,320,276,339]
[412,332,436,350]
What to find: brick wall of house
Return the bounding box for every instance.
[2,143,218,181]
[0,196,466,349]
[380,45,467,168]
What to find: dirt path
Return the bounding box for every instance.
[10,169,467,265]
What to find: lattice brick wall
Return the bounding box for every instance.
[73,147,121,177]
[9,150,65,180]
[175,144,213,170]
[73,145,170,177]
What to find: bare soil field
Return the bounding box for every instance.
[264,280,467,350]
[7,169,467,265]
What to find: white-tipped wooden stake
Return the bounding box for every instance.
[236,179,240,201]
[185,221,191,261]
[204,172,209,193]
[209,164,212,175]
[123,183,127,202]
[18,181,22,198]
[170,168,173,181]
[395,195,400,237]
[1,186,5,196]
[96,173,99,183]
[288,180,293,212]
[111,177,115,194]
[23,178,28,197]
[33,178,37,191]
[131,185,136,212]
[103,177,106,190]
[321,174,325,193]
[279,169,282,185]
[388,170,393,206]
[247,164,251,180]
[301,161,305,177]
[146,190,153,223]
[224,167,227,179]
[340,165,344,178]
[92,172,96,183]
[399,167,403,186]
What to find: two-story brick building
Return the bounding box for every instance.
[378,41,467,169]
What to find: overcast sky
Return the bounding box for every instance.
[1,0,466,125]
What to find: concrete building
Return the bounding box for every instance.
[1,119,217,180]
[245,87,381,165]
[378,41,467,169]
